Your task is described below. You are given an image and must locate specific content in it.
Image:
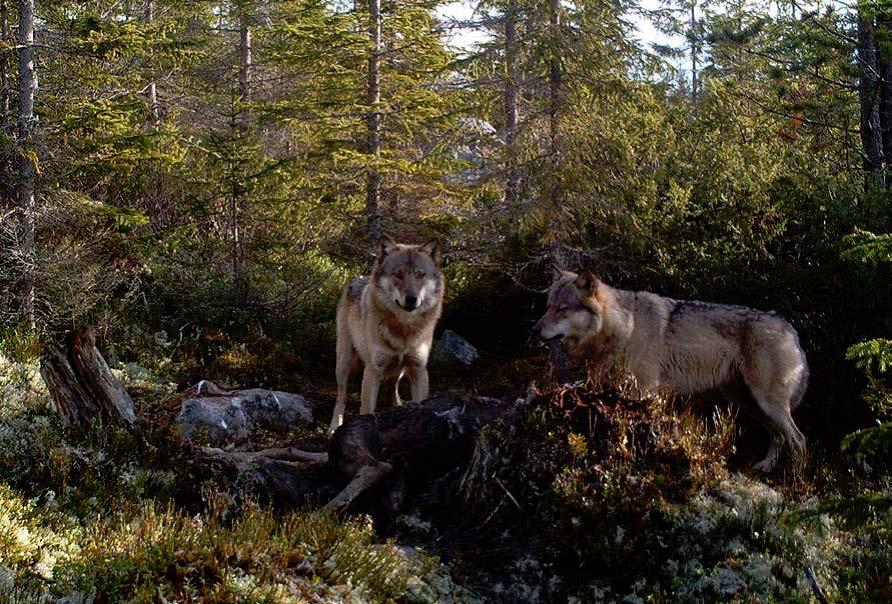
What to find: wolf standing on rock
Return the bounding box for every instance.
[533,269,809,472]
[328,235,444,434]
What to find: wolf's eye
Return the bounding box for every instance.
[416,271,426,279]
[557,304,568,311]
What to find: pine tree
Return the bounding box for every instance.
[259,0,459,249]
[0,0,203,331]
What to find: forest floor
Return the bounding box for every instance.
[0,343,890,603]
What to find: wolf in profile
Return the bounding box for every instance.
[328,235,444,434]
[532,269,808,471]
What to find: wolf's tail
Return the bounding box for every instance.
[790,347,809,411]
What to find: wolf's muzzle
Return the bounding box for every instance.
[531,323,563,344]
[398,295,419,311]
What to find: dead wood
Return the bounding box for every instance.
[40,326,136,428]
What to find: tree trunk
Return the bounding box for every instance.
[545,0,568,372]
[40,326,137,429]
[229,8,251,298]
[548,0,561,152]
[877,11,892,187]
[858,14,885,186]
[1,1,9,122]
[17,0,36,329]
[690,0,698,103]
[144,0,159,123]
[238,12,251,110]
[0,1,11,211]
[228,174,243,297]
[366,0,383,245]
[503,0,520,207]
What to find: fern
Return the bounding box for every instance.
[842,423,892,458]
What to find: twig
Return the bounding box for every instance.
[806,563,829,604]
[494,477,522,511]
[482,495,507,525]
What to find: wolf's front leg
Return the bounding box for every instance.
[360,366,382,415]
[392,369,405,406]
[406,363,429,403]
[329,393,347,435]
[631,364,661,395]
[329,349,354,434]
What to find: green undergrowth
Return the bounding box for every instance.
[2,352,890,602]
[0,483,440,603]
[442,378,892,602]
[0,356,471,603]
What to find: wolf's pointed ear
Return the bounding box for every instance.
[377,234,397,263]
[419,239,441,264]
[574,270,600,295]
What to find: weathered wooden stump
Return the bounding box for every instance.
[40,326,136,428]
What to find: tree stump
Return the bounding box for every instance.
[40,326,137,428]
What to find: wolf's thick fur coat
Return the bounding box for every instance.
[534,270,808,471]
[328,236,444,434]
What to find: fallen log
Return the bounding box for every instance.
[40,326,136,428]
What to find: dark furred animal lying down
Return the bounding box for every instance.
[197,395,518,511]
[327,395,517,511]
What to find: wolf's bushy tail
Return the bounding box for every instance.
[790,347,809,411]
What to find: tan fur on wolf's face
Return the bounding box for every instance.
[534,270,603,343]
[374,236,442,313]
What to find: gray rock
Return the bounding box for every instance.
[175,381,317,445]
[430,330,479,368]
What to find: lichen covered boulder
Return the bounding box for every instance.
[174,381,318,444]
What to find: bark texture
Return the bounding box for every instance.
[145,0,159,122]
[504,0,520,207]
[366,0,383,244]
[17,0,36,328]
[858,15,885,184]
[40,326,137,428]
